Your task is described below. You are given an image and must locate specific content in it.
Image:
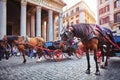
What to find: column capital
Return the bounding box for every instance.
[36,6,41,10]
[0,0,7,2]
[21,0,27,6]
[59,13,63,18]
[48,9,53,15]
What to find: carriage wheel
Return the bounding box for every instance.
[43,51,53,60]
[75,47,84,59]
[53,50,63,61]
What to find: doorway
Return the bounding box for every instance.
[7,24,12,35]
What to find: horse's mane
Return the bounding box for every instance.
[71,23,96,41]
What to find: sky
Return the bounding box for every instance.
[62,0,97,20]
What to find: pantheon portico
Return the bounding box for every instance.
[0,0,66,41]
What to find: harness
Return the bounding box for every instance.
[72,24,98,43]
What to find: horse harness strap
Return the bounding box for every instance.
[81,30,98,43]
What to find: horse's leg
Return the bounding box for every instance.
[21,50,26,63]
[100,45,108,69]
[36,49,43,63]
[94,49,100,75]
[104,47,110,67]
[100,50,105,68]
[105,55,108,66]
[85,50,91,74]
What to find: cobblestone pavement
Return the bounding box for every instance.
[0,55,120,80]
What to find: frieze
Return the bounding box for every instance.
[40,0,62,12]
[27,0,40,5]
[0,0,7,2]
[27,0,63,12]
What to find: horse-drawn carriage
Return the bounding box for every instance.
[0,35,84,62]
[43,40,84,61]
[1,23,120,76]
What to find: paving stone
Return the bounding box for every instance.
[0,55,120,80]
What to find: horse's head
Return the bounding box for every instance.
[59,26,74,51]
[60,26,74,42]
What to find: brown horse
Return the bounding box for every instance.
[60,23,101,75]
[3,35,45,63]
[60,23,118,75]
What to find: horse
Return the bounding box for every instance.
[60,23,119,75]
[60,23,105,75]
[3,35,45,63]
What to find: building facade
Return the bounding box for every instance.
[97,0,120,35]
[63,0,96,27]
[0,0,66,41]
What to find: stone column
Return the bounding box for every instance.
[27,16,31,36]
[47,10,53,41]
[53,15,56,41]
[31,15,35,37]
[58,13,63,40]
[42,20,47,41]
[20,0,27,36]
[36,6,41,37]
[0,0,7,39]
[110,0,114,23]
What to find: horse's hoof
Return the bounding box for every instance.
[36,58,42,63]
[23,60,26,63]
[100,65,106,69]
[85,70,90,74]
[95,71,100,75]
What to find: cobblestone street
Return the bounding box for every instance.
[0,55,120,80]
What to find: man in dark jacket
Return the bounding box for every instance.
[0,40,4,61]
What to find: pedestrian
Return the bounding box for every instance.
[0,40,5,61]
[12,45,18,57]
[29,48,34,58]
[4,43,11,60]
[33,49,37,58]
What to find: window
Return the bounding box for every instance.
[99,16,109,24]
[106,5,110,12]
[71,17,74,20]
[114,0,120,8]
[116,0,120,7]
[100,0,102,4]
[114,13,120,23]
[117,13,120,22]
[76,15,79,18]
[66,13,68,17]
[71,10,74,15]
[56,28,58,31]
[63,15,65,18]
[76,20,79,24]
[71,22,73,25]
[76,7,79,12]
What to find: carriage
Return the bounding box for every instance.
[112,35,120,56]
[43,40,84,61]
